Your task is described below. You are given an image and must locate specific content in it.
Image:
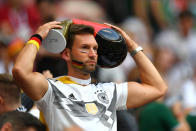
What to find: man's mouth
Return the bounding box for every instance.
[87,61,96,64]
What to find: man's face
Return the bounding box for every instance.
[70,33,98,73]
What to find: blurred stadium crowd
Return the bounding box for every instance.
[0,0,196,131]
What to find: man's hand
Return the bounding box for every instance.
[35,21,62,39]
[104,23,138,50]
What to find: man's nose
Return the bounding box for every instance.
[88,49,97,57]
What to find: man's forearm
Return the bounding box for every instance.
[13,21,62,81]
[129,41,166,93]
[13,44,38,75]
[12,21,62,100]
[105,23,166,93]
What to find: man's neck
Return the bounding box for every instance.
[67,70,91,80]
[2,103,21,113]
[10,103,21,110]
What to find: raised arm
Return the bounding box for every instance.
[105,23,167,108]
[12,21,62,100]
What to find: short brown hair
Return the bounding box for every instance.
[0,111,46,131]
[66,24,94,49]
[0,74,21,105]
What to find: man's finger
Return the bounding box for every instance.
[49,24,63,29]
[44,21,61,27]
[104,23,121,31]
[103,23,112,27]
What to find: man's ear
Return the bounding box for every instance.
[1,122,12,131]
[61,48,71,61]
[0,96,4,106]
[0,96,5,114]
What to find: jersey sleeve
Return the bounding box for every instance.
[36,80,54,111]
[115,82,128,110]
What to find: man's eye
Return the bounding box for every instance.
[82,46,89,49]
[80,46,88,53]
[94,48,98,53]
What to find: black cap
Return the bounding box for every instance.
[96,28,127,68]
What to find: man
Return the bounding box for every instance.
[12,21,167,131]
[0,73,35,114]
[0,73,27,113]
[0,111,46,131]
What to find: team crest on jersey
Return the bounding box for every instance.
[98,92,109,104]
[85,103,98,115]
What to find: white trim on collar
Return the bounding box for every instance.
[68,76,91,85]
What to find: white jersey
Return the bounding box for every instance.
[36,76,128,131]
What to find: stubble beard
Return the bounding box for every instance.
[82,63,96,74]
[70,56,96,74]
